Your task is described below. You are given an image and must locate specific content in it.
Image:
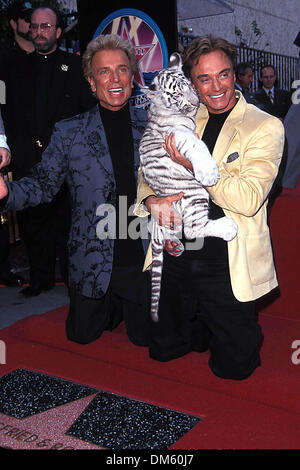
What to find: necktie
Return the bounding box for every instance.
[268,90,274,103]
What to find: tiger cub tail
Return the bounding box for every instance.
[148,216,184,322]
[148,218,165,322]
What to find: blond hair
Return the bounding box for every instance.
[183,36,237,76]
[82,34,137,80]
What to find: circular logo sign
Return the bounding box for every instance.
[93,8,168,107]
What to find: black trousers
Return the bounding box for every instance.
[17,184,70,286]
[66,265,151,347]
[150,252,262,380]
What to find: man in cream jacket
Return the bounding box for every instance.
[135,36,284,380]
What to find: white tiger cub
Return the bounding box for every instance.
[139,52,238,322]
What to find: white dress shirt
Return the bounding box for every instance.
[0,134,9,150]
[263,86,275,102]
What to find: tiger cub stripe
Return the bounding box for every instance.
[139,52,238,322]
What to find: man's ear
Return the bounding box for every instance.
[140,84,157,101]
[56,27,62,40]
[87,76,96,93]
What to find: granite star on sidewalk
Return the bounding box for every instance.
[0,393,103,450]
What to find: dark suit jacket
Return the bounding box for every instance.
[2,48,96,178]
[282,104,300,188]
[254,87,291,119]
[3,104,149,298]
[235,83,266,110]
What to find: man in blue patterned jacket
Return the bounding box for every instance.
[0,34,151,347]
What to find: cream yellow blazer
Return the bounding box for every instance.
[135,92,285,302]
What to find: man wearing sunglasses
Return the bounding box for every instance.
[6,0,34,56]
[0,2,34,76]
[2,5,95,296]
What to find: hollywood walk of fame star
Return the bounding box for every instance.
[0,394,103,450]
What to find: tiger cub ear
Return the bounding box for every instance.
[167,52,182,69]
[140,84,157,100]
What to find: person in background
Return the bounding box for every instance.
[235,61,265,109]
[281,102,300,189]
[0,107,23,286]
[0,1,35,287]
[0,1,34,72]
[6,0,35,55]
[2,5,95,296]
[254,64,291,120]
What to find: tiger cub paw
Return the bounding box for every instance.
[195,161,220,187]
[164,239,184,257]
[221,218,238,241]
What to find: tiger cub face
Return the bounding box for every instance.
[143,52,199,116]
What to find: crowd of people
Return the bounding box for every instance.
[234,60,292,119]
[0,1,295,380]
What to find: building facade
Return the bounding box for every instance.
[177,0,300,59]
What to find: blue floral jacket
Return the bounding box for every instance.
[4,104,149,298]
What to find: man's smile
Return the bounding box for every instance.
[108,87,123,94]
[210,92,225,98]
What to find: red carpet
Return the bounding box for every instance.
[1,192,300,450]
[1,307,300,449]
[257,191,300,320]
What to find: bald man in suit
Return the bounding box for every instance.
[254,65,291,120]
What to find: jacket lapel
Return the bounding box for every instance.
[129,104,147,182]
[85,105,115,179]
[196,91,246,165]
[212,120,239,165]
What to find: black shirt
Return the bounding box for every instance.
[34,50,58,137]
[99,103,145,267]
[183,107,234,261]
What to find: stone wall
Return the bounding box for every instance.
[178,0,300,59]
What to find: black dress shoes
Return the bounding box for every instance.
[20,282,55,297]
[0,271,24,287]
